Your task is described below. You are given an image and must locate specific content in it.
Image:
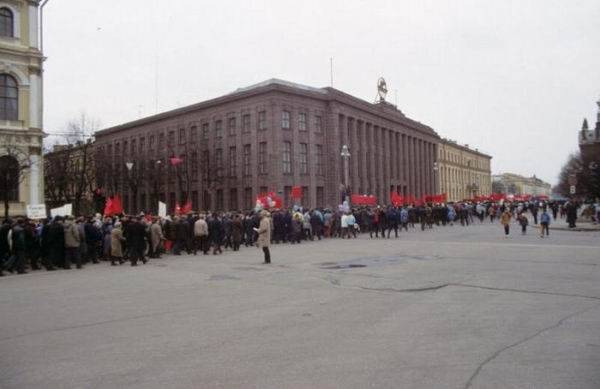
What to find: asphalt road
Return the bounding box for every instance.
[1,220,600,389]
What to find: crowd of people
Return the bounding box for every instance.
[0,199,590,277]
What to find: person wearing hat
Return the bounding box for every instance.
[110,222,125,265]
[255,210,272,264]
[64,215,84,269]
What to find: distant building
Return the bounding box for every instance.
[0,1,45,216]
[44,141,97,215]
[578,99,600,165]
[437,139,492,201]
[492,173,551,196]
[94,79,441,213]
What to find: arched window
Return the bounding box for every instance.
[0,74,18,120]
[0,155,19,201]
[0,7,13,37]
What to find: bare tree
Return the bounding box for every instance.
[0,145,33,218]
[44,113,100,215]
[555,152,600,200]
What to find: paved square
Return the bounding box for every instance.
[1,222,600,388]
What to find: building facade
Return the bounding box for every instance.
[492,173,552,196]
[94,79,440,213]
[579,99,600,164]
[437,139,492,201]
[0,0,44,216]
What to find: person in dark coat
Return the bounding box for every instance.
[10,219,27,274]
[47,217,66,269]
[243,213,254,246]
[127,217,147,266]
[231,214,243,251]
[209,213,224,254]
[24,219,40,270]
[173,217,188,255]
[0,219,10,276]
[84,217,102,264]
[566,202,578,228]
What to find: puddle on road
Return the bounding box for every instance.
[319,254,443,270]
[321,264,367,269]
[209,274,241,281]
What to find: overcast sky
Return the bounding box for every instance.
[43,0,600,185]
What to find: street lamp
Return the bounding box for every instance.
[433,161,439,194]
[341,145,351,203]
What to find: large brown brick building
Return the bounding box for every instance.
[94,79,440,213]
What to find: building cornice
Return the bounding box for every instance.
[440,138,492,159]
[96,79,441,139]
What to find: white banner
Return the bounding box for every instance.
[26,204,47,219]
[158,201,167,218]
[50,203,73,218]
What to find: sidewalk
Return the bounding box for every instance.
[551,217,600,232]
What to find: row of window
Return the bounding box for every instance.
[107,110,325,155]
[101,142,325,178]
[441,148,489,170]
[281,110,323,132]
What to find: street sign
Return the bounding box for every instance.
[26,204,47,219]
[570,185,576,195]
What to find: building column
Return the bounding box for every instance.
[367,122,375,194]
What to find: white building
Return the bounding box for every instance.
[0,0,44,216]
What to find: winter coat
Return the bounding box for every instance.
[257,216,271,248]
[150,223,164,250]
[231,218,243,243]
[127,222,147,254]
[194,219,209,237]
[500,212,512,226]
[64,220,82,248]
[110,227,125,257]
[209,218,224,244]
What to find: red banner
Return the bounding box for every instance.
[351,194,378,205]
[291,186,303,199]
[424,193,448,203]
[489,193,506,202]
[170,156,184,166]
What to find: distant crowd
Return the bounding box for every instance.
[0,199,595,277]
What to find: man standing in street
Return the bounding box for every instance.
[540,209,551,238]
[64,216,83,269]
[500,209,512,237]
[193,214,209,255]
[256,210,271,264]
[128,217,147,266]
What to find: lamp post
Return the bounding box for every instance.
[433,161,439,194]
[341,144,351,203]
[125,162,134,213]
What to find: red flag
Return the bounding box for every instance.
[391,192,403,206]
[170,156,184,166]
[103,197,113,216]
[104,195,123,216]
[174,201,192,215]
[291,186,303,199]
